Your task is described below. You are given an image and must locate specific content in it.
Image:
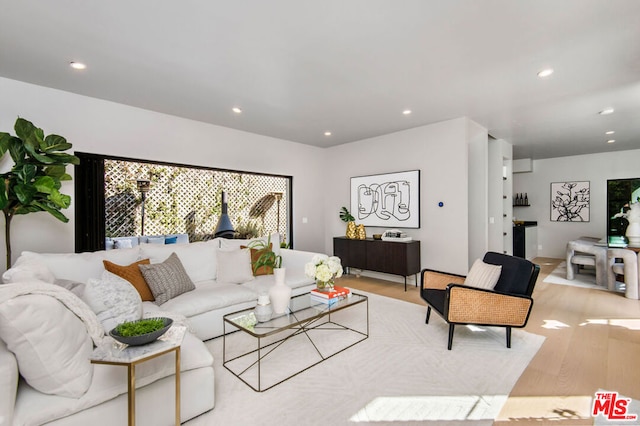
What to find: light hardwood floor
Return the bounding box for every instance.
[337,257,640,425]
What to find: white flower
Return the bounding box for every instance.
[305,255,343,282]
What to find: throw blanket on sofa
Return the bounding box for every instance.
[0,281,106,346]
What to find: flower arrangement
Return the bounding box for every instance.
[305,254,343,290]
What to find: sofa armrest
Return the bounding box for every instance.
[280,249,319,273]
[0,339,18,425]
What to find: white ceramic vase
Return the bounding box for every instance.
[269,268,291,314]
[254,294,273,322]
[626,221,640,246]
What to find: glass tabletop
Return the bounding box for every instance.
[224,292,367,338]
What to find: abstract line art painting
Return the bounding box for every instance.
[350,170,420,228]
[550,181,590,222]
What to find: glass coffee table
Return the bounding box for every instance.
[223,292,368,392]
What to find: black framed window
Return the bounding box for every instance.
[75,152,292,252]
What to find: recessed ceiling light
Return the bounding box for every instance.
[605,130,615,135]
[402,109,412,115]
[232,107,242,114]
[607,139,616,144]
[599,108,615,115]
[324,131,332,136]
[537,68,554,78]
[69,62,86,70]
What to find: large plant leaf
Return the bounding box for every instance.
[44,165,66,179]
[13,118,38,142]
[45,153,80,165]
[8,138,26,164]
[0,132,11,157]
[34,176,56,194]
[32,200,69,222]
[48,189,71,209]
[42,134,72,152]
[16,164,37,184]
[0,180,7,210]
[14,184,36,204]
[14,204,42,215]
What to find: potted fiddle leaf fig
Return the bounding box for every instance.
[0,118,79,269]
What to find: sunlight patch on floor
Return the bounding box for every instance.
[349,395,508,422]
[496,395,593,422]
[580,318,640,330]
[542,319,571,329]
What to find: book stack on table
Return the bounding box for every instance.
[310,286,351,305]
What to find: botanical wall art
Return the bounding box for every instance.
[350,170,420,228]
[550,181,590,222]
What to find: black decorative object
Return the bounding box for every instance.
[109,317,173,346]
[214,191,235,238]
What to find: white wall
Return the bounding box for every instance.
[0,77,326,269]
[324,118,474,277]
[467,120,489,265]
[513,148,640,258]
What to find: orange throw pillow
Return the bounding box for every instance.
[241,243,274,276]
[103,258,155,301]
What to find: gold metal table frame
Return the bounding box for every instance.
[90,327,185,426]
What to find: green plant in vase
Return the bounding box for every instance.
[340,206,357,239]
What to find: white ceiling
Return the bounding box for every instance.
[1,0,639,160]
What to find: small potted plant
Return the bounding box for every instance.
[340,207,357,239]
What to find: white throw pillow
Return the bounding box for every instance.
[2,256,56,284]
[464,259,502,290]
[216,248,255,284]
[139,240,218,283]
[83,271,143,333]
[0,294,93,398]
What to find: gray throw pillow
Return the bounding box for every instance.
[139,252,195,305]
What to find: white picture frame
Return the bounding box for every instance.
[350,170,420,228]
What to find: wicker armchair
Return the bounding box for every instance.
[421,252,540,350]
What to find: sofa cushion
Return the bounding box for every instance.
[159,283,259,317]
[2,256,56,284]
[139,253,195,305]
[103,258,154,301]
[15,248,140,283]
[83,271,143,333]
[216,248,254,284]
[139,240,218,283]
[0,294,93,398]
[464,258,502,290]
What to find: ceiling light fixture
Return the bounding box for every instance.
[69,62,86,70]
[537,68,554,78]
[607,139,616,144]
[402,109,412,115]
[605,130,615,135]
[324,131,332,136]
[232,107,242,114]
[599,108,615,115]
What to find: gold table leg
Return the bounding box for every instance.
[175,347,181,426]
[128,364,136,426]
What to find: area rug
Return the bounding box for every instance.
[543,261,625,292]
[185,292,545,426]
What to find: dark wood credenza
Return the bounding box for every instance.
[333,237,421,291]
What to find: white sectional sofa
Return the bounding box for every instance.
[0,234,319,425]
